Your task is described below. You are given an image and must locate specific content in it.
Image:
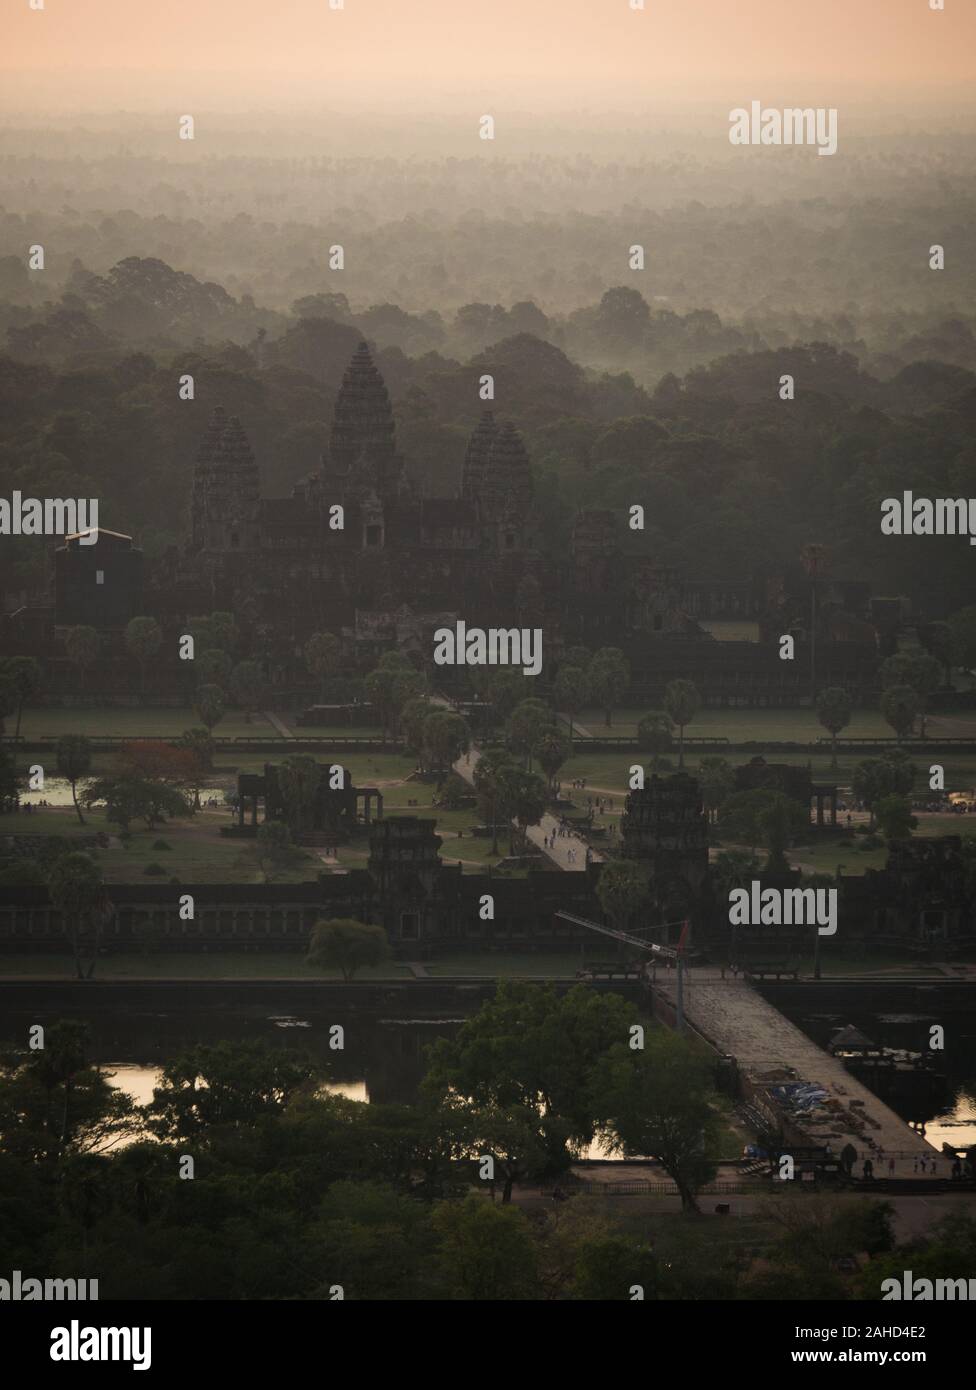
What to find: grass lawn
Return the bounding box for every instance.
[423,953,587,977]
[17,708,282,741]
[573,705,976,746]
[558,748,976,801]
[0,952,414,980]
[0,805,321,884]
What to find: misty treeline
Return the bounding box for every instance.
[0,142,974,614]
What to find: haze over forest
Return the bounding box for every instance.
[1,0,975,614]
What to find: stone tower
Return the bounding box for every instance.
[322,341,404,503]
[189,406,260,554]
[474,419,534,551]
[368,817,444,944]
[461,409,498,502]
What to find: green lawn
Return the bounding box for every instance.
[17,708,282,741]
[0,805,321,884]
[0,952,413,980]
[558,748,976,800]
[573,705,976,746]
[424,953,587,977]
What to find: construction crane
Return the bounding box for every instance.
[555,910,690,1031]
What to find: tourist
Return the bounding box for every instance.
[888,1158,895,1177]
[863,1159,874,1180]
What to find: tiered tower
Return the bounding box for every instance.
[463,417,533,551]
[189,406,260,554]
[322,340,404,502]
[461,409,498,501]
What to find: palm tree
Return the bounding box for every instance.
[663,680,701,769]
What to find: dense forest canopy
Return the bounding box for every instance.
[1,126,974,616]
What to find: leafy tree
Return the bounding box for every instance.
[595,857,647,933]
[853,753,916,829]
[591,1031,720,1212]
[573,1233,659,1301]
[231,659,265,722]
[255,820,299,883]
[663,679,701,768]
[2,655,41,739]
[505,698,552,771]
[553,664,589,743]
[0,1020,135,1158]
[84,775,189,831]
[431,1194,539,1301]
[918,620,956,688]
[588,647,630,728]
[475,668,526,728]
[460,1101,555,1204]
[46,853,111,980]
[144,1040,318,1141]
[536,729,570,792]
[119,740,197,788]
[364,665,403,737]
[424,982,635,1163]
[637,710,674,765]
[195,648,233,688]
[816,687,852,769]
[124,616,162,697]
[307,918,392,981]
[64,626,100,692]
[0,674,17,740]
[498,765,547,853]
[304,631,342,701]
[400,696,431,769]
[55,734,92,825]
[390,669,428,734]
[0,746,19,812]
[176,727,214,809]
[880,684,920,741]
[947,606,976,670]
[720,788,807,865]
[875,794,917,844]
[698,755,734,823]
[757,792,810,871]
[194,611,239,657]
[194,683,225,732]
[472,747,520,855]
[422,710,470,788]
[880,653,941,736]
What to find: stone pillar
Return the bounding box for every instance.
[376,792,383,821]
[251,794,258,827]
[830,789,837,827]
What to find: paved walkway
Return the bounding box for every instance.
[263,710,294,738]
[452,748,600,872]
[654,967,940,1170]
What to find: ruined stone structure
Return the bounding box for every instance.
[0,775,971,955]
[26,341,882,702]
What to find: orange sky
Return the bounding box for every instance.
[2,0,975,112]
